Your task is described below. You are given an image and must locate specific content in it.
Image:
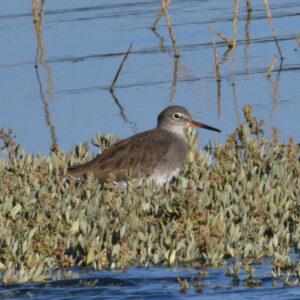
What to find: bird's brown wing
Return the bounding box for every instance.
[68,129,172,183]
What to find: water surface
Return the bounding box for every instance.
[0,0,299,298]
[1,261,300,299]
[0,0,299,155]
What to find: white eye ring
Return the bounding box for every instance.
[173,113,181,120]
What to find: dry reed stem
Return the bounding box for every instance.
[232,0,238,85]
[33,0,39,23]
[264,0,283,58]
[208,25,233,48]
[265,56,277,78]
[245,11,252,45]
[152,0,171,30]
[36,0,55,101]
[245,0,252,12]
[161,0,179,57]
[33,0,58,152]
[34,0,44,66]
[212,39,220,82]
[213,39,221,119]
[110,43,133,92]
[35,65,58,153]
[295,33,300,49]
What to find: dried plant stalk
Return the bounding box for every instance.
[208,25,233,48]
[152,0,171,30]
[245,0,252,12]
[161,0,179,57]
[212,39,222,119]
[110,43,133,92]
[264,0,283,58]
[33,0,39,23]
[232,0,238,85]
[265,56,277,78]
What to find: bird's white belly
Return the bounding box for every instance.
[149,167,181,185]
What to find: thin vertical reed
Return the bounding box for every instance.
[110,43,133,92]
[245,0,252,12]
[232,0,238,85]
[33,0,58,152]
[33,0,39,23]
[152,0,171,30]
[264,0,283,58]
[161,0,179,57]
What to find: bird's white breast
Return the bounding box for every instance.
[149,167,181,185]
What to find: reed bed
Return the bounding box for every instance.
[0,107,299,284]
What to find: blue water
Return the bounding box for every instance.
[0,0,300,156]
[0,0,300,298]
[1,263,300,299]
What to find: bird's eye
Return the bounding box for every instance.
[173,113,181,120]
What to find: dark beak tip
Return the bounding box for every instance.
[189,120,221,133]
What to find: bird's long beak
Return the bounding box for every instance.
[189,120,221,132]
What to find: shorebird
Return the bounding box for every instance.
[68,105,220,185]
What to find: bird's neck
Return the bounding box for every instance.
[158,125,189,144]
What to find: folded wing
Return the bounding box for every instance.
[68,129,172,183]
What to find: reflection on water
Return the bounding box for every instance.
[168,55,179,103]
[267,58,283,139]
[0,1,300,155]
[0,1,300,298]
[232,85,241,126]
[0,260,300,299]
[243,10,252,75]
[151,28,179,104]
[110,91,137,132]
